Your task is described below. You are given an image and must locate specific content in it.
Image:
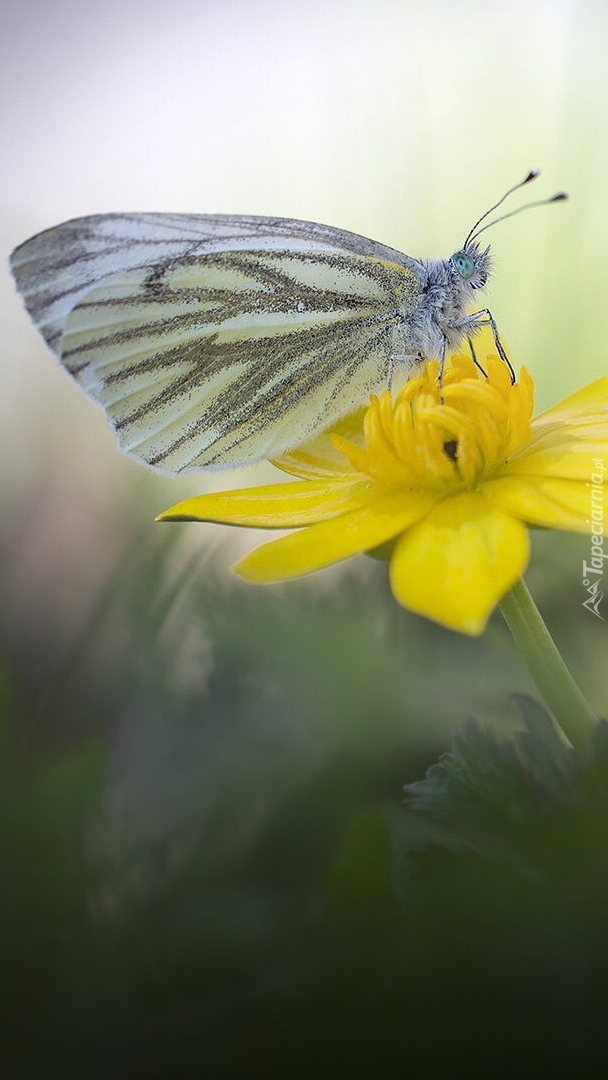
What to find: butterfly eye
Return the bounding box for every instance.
[451,251,475,280]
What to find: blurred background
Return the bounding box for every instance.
[1,0,608,1075]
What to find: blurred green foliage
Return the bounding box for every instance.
[0,523,607,1076]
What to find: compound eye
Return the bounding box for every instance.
[451,251,475,279]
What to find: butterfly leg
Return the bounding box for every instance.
[467,336,487,377]
[461,310,515,383]
[438,336,448,383]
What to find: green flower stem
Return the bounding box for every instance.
[499,577,598,750]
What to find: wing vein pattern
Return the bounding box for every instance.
[11,214,423,470]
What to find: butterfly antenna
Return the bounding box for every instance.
[463,169,542,249]
[468,191,568,243]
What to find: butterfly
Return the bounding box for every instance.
[10,171,564,472]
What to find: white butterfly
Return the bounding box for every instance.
[10,172,561,472]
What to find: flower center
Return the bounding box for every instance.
[334,354,534,492]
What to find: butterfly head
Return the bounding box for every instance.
[450,169,567,294]
[449,243,491,290]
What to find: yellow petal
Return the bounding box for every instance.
[273,407,367,479]
[503,443,608,481]
[530,418,608,446]
[389,492,529,635]
[273,449,354,481]
[483,475,598,532]
[533,374,608,425]
[236,489,440,582]
[158,478,371,528]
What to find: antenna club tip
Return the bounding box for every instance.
[464,172,565,247]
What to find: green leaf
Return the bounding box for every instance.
[403,695,577,860]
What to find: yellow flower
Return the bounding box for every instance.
[159,350,608,636]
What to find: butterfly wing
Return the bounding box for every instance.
[10,213,422,353]
[11,214,424,470]
[62,249,421,470]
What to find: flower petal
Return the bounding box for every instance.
[533,374,608,426]
[273,408,367,479]
[503,442,608,481]
[158,478,371,528]
[483,475,598,532]
[389,492,529,635]
[236,489,440,582]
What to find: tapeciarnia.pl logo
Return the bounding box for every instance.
[582,458,605,620]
